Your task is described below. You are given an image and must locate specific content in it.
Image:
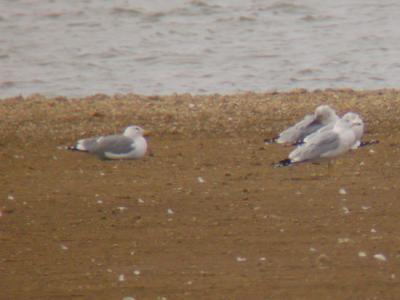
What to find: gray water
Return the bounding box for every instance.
[1,0,400,97]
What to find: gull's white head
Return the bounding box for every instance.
[123,125,145,138]
[315,105,338,124]
[342,112,364,140]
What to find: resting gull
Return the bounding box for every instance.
[265,105,339,145]
[68,125,149,160]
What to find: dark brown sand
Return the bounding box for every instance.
[1,90,400,299]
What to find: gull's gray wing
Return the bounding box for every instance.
[303,122,335,144]
[289,131,340,162]
[92,135,136,159]
[278,114,324,144]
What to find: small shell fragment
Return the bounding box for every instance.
[236,256,247,262]
[358,251,367,258]
[373,254,387,262]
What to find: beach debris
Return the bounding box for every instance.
[337,237,351,244]
[167,208,174,215]
[138,198,144,204]
[369,149,375,154]
[133,269,140,276]
[60,244,68,250]
[118,274,126,282]
[316,254,331,268]
[117,206,128,211]
[122,296,135,300]
[259,257,266,261]
[309,247,317,252]
[373,253,387,262]
[371,228,377,233]
[7,195,14,201]
[361,205,370,210]
[342,206,350,214]
[358,251,367,258]
[339,188,347,195]
[236,256,247,262]
[197,176,205,183]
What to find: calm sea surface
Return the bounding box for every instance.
[1,0,400,97]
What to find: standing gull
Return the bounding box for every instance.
[68,125,149,160]
[265,105,339,145]
[303,112,379,149]
[275,115,362,167]
[304,112,364,149]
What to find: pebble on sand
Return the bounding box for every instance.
[373,254,387,262]
[342,206,350,214]
[236,256,247,262]
[358,251,367,258]
[118,274,126,282]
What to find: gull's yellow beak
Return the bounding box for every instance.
[143,130,152,137]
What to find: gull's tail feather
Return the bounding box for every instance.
[66,140,89,152]
[273,158,292,168]
[359,140,379,147]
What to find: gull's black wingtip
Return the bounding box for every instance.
[66,145,88,152]
[264,136,278,144]
[292,139,304,146]
[273,158,292,168]
[360,140,379,147]
[66,145,79,151]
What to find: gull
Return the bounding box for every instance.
[265,105,339,145]
[304,112,364,149]
[68,125,149,160]
[275,115,362,167]
[303,112,378,149]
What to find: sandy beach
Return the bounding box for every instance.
[1,89,400,299]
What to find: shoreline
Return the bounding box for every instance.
[1,89,398,141]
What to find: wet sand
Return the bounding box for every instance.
[1,89,400,299]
